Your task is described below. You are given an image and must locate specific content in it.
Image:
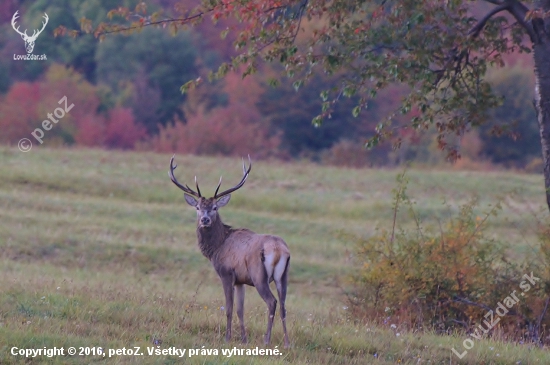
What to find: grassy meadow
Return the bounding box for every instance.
[0,146,549,364]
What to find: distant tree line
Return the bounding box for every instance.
[0,0,542,169]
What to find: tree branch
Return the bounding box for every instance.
[433,0,534,87]
[451,295,530,325]
[452,296,493,312]
[506,0,537,42]
[469,3,509,37]
[471,1,536,43]
[83,3,289,38]
[482,0,505,4]
[97,12,210,36]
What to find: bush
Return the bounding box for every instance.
[321,140,371,168]
[349,172,550,344]
[145,105,280,158]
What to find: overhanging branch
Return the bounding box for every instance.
[433,0,537,91]
[468,4,509,37]
[482,0,505,4]
[471,0,536,42]
[96,12,210,36]
[507,0,537,42]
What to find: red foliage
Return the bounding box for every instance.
[0,82,41,143]
[0,65,105,146]
[0,65,145,150]
[149,104,279,158]
[0,65,270,154]
[104,107,146,149]
[74,108,146,149]
[74,114,105,147]
[148,70,280,158]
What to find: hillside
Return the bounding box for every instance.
[0,147,548,364]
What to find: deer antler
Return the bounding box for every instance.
[11,12,48,41]
[11,11,28,38]
[36,13,48,37]
[214,155,252,198]
[168,155,202,198]
[28,13,48,40]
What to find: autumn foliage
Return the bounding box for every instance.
[0,65,145,149]
[146,106,279,158]
[144,71,280,158]
[350,174,550,344]
[0,62,284,156]
[0,0,544,166]
[0,82,41,143]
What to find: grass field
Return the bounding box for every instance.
[0,147,549,364]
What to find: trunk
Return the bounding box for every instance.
[532,1,550,216]
[533,41,550,215]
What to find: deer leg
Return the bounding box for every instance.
[235,284,247,343]
[275,258,290,348]
[252,276,277,345]
[221,276,235,342]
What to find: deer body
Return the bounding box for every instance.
[170,156,290,348]
[199,225,290,288]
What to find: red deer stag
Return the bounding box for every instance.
[169,155,290,348]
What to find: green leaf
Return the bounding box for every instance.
[343,85,356,98]
[327,55,339,67]
[365,136,379,149]
[312,115,323,127]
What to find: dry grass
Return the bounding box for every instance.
[0,146,548,364]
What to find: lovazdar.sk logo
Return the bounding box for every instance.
[11,10,48,61]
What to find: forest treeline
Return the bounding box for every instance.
[0,0,542,169]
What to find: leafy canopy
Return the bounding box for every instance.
[61,0,534,157]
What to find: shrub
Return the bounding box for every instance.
[145,104,280,158]
[321,139,371,168]
[103,107,146,149]
[0,82,41,143]
[349,172,550,344]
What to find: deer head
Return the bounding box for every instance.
[12,11,49,54]
[168,155,252,228]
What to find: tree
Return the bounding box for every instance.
[258,75,366,157]
[65,0,550,215]
[481,64,540,167]
[94,27,198,133]
[145,70,280,158]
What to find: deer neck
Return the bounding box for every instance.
[196,218,232,260]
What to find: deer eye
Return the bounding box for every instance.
[213,206,218,211]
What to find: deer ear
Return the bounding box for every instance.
[216,195,231,208]
[184,193,198,207]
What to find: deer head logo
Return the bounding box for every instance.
[11,11,48,54]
